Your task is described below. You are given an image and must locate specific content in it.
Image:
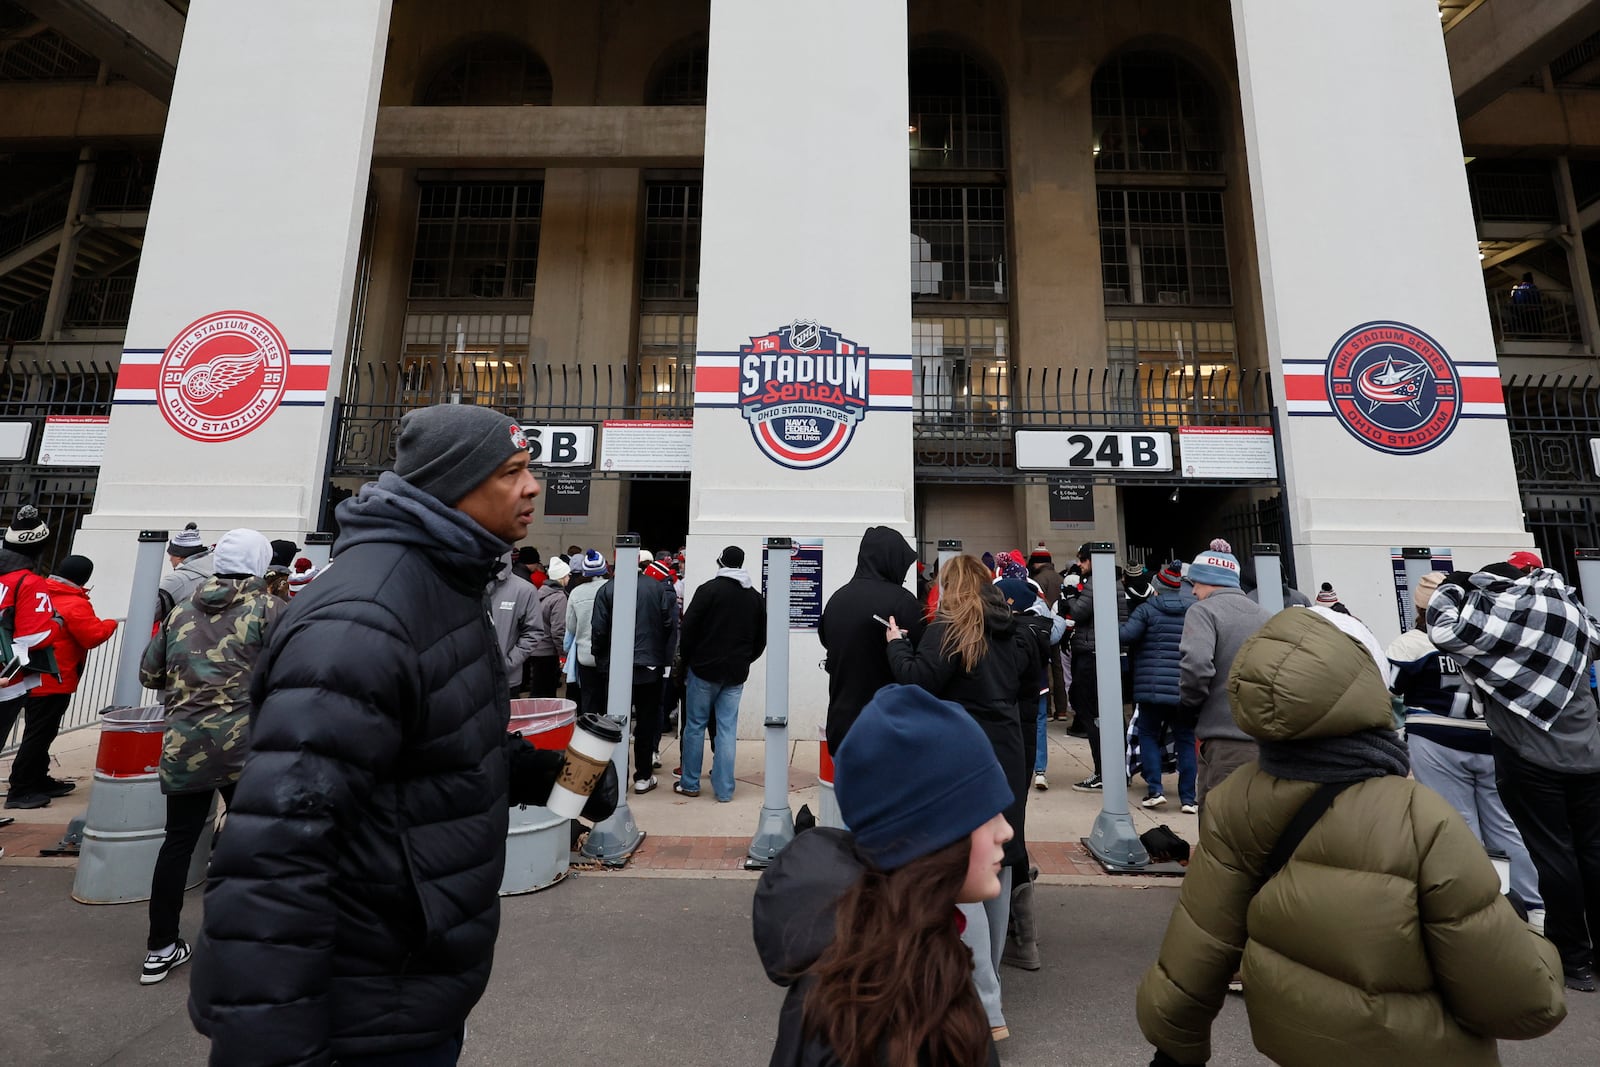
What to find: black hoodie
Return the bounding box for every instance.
[818,527,926,753]
[752,829,1000,1067]
[189,472,567,1066]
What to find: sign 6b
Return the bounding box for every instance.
[1014,429,1174,472]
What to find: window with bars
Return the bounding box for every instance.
[399,312,529,409]
[1105,317,1240,425]
[421,39,552,106]
[913,316,1009,425]
[648,46,708,106]
[641,182,701,301]
[1092,52,1221,173]
[637,312,697,418]
[1098,188,1230,307]
[911,186,1006,303]
[909,49,1005,170]
[408,183,543,301]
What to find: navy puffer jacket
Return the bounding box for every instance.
[1119,587,1197,706]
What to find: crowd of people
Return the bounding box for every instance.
[2,399,1597,1065]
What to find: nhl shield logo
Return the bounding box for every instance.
[1324,321,1461,456]
[737,321,870,470]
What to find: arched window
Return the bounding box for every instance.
[909,48,1004,170]
[1092,52,1219,173]
[647,45,708,106]
[421,38,552,107]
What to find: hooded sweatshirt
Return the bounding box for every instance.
[752,828,1000,1067]
[818,527,925,753]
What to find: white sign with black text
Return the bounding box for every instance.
[1014,429,1174,472]
[521,424,596,468]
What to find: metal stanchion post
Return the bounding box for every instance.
[937,539,961,572]
[1084,541,1148,870]
[580,534,644,864]
[1252,543,1285,614]
[112,531,168,707]
[303,531,335,569]
[747,537,794,868]
[1401,548,1434,625]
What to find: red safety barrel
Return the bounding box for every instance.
[95,705,165,777]
[508,697,577,751]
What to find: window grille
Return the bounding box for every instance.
[641,182,701,301]
[909,49,1005,171]
[637,312,697,419]
[1092,53,1221,173]
[408,183,542,301]
[647,46,708,106]
[422,39,552,106]
[910,186,1006,303]
[1098,188,1230,307]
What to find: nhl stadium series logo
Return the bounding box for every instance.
[1323,321,1462,456]
[158,310,290,443]
[736,320,871,470]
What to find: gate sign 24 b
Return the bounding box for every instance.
[1014,429,1174,472]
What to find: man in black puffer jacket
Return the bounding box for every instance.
[817,526,925,754]
[188,405,616,1067]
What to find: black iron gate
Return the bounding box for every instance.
[1505,375,1600,583]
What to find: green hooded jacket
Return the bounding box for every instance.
[141,575,278,795]
[1136,607,1566,1066]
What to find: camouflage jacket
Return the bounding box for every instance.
[140,575,279,794]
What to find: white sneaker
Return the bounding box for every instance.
[1181,803,1199,815]
[633,776,658,795]
[140,939,192,985]
[1528,908,1547,936]
[1033,773,1049,791]
[1140,793,1167,809]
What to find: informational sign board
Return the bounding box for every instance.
[543,470,591,522]
[39,415,109,466]
[1390,547,1454,635]
[1178,426,1278,479]
[0,421,33,461]
[600,420,693,472]
[1015,429,1174,472]
[524,424,596,468]
[1047,477,1095,530]
[762,538,824,631]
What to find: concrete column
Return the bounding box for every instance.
[75,1,393,619]
[1554,156,1600,353]
[1231,0,1533,646]
[40,146,96,340]
[687,0,915,737]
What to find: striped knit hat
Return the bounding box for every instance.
[1155,560,1184,590]
[1188,539,1240,588]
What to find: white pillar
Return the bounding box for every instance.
[689,0,915,737]
[74,1,392,616]
[1233,0,1532,645]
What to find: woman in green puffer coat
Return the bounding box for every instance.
[1136,607,1566,1066]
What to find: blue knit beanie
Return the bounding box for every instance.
[994,578,1037,611]
[834,684,1013,871]
[579,549,608,577]
[1189,538,1241,588]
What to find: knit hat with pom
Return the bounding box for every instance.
[1189,538,1240,588]
[1316,582,1341,605]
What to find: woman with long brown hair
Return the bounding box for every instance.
[753,684,1014,1066]
[882,553,1040,1039]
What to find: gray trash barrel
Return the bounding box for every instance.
[72,706,213,905]
[501,698,576,895]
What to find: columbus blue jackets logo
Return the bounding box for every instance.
[734,321,871,470]
[1324,321,1461,456]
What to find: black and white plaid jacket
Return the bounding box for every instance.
[1427,568,1600,732]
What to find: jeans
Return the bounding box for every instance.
[1409,734,1542,911]
[5,692,72,793]
[1491,737,1600,971]
[1070,651,1101,776]
[148,785,232,951]
[1137,703,1196,805]
[1033,696,1048,774]
[958,866,1013,1028]
[681,669,743,800]
[340,1030,465,1066]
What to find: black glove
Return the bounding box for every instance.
[581,760,619,822]
[1150,1050,1196,1067]
[507,740,565,807]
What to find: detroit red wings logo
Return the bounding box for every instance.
[158,311,289,443]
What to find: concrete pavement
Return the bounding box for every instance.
[1,865,1594,1066]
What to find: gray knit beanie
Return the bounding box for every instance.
[393,404,529,505]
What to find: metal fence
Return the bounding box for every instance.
[0,621,152,756]
[1504,375,1600,583]
[0,178,70,261]
[64,275,136,330]
[1487,288,1584,345]
[1468,170,1560,224]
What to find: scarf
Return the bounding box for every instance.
[1427,568,1600,732]
[1258,728,1410,784]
